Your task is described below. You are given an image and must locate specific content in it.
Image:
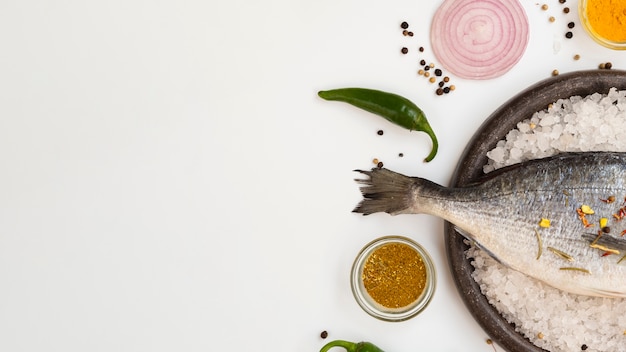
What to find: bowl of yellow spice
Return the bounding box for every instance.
[350,236,436,321]
[579,0,626,50]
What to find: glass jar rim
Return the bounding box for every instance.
[350,235,436,322]
[579,0,626,50]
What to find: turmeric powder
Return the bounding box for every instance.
[585,0,626,42]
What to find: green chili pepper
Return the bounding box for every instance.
[320,340,384,352]
[317,87,438,162]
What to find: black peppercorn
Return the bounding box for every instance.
[438,81,445,87]
[559,0,566,3]
[568,22,575,28]
[436,88,444,96]
[401,47,408,54]
[581,344,588,351]
[377,130,384,135]
[398,153,404,157]
[565,31,573,39]
[606,62,613,69]
[424,65,430,71]
[377,161,384,168]
[419,46,424,52]
[443,87,451,94]
[434,68,442,76]
[320,331,328,339]
[420,59,426,66]
[563,7,570,13]
[401,22,409,29]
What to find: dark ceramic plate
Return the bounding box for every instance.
[444,70,626,352]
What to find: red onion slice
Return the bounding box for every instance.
[430,0,529,80]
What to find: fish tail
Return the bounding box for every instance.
[353,168,417,215]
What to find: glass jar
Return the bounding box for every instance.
[579,0,626,50]
[350,235,436,321]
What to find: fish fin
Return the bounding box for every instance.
[475,244,508,266]
[456,226,510,267]
[583,287,626,298]
[454,226,475,241]
[352,168,416,215]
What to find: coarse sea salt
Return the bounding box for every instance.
[471,88,626,352]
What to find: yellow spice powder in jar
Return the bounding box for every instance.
[585,0,626,42]
[361,243,427,308]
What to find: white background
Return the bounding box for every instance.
[1,1,624,351]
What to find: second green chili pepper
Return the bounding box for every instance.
[320,339,385,352]
[317,87,438,162]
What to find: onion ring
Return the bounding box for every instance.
[430,0,529,80]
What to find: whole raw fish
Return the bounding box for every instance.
[354,152,626,297]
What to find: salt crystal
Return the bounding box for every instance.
[518,122,531,133]
[487,147,505,163]
[506,129,520,142]
[540,114,557,126]
[537,136,550,151]
[509,147,522,160]
[550,124,563,137]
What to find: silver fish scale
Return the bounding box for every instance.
[355,152,626,297]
